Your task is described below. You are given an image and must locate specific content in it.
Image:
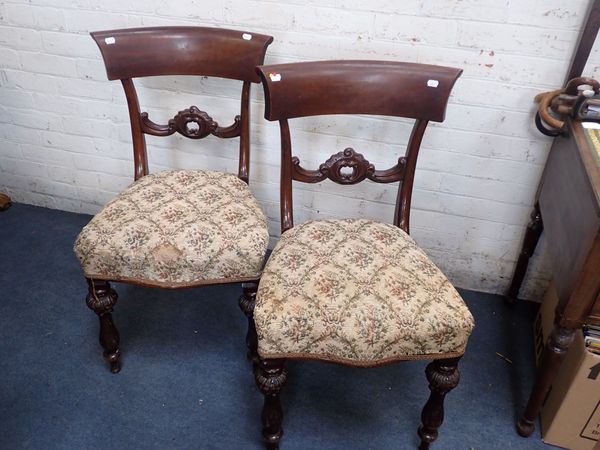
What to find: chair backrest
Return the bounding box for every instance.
[91,26,274,182]
[256,60,462,234]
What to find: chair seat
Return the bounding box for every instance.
[255,218,474,366]
[74,170,269,288]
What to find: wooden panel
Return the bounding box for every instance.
[588,295,600,325]
[256,60,462,122]
[91,27,273,82]
[565,0,600,82]
[563,235,600,327]
[538,121,600,320]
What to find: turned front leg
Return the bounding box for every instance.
[239,281,259,365]
[517,324,576,437]
[418,357,461,450]
[255,358,287,450]
[85,278,121,373]
[507,203,543,303]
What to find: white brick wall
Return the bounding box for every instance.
[1,0,595,299]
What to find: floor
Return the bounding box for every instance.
[0,203,558,449]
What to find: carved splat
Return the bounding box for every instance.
[140,106,242,140]
[292,147,407,185]
[319,148,374,184]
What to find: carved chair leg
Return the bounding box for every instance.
[255,358,287,450]
[239,282,259,366]
[506,203,543,303]
[418,357,461,450]
[517,324,576,437]
[85,278,121,373]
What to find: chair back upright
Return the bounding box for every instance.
[91,26,274,182]
[256,60,462,234]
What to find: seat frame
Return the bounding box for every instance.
[83,26,273,373]
[252,60,465,449]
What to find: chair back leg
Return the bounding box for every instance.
[239,282,259,365]
[418,357,461,449]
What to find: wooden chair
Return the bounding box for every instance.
[74,27,273,373]
[252,61,475,449]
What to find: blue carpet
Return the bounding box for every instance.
[0,203,558,449]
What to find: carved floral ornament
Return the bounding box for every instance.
[292,148,407,185]
[320,148,375,184]
[170,106,217,139]
[140,106,241,140]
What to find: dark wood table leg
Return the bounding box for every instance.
[507,202,543,303]
[517,322,576,437]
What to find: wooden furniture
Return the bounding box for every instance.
[74,27,273,373]
[565,0,600,84]
[0,193,11,211]
[251,61,474,449]
[507,0,600,437]
[510,118,600,436]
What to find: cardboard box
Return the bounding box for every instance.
[533,282,600,450]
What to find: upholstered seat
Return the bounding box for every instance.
[75,170,269,288]
[255,218,474,366]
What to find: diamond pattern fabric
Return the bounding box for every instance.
[74,170,269,288]
[254,218,474,366]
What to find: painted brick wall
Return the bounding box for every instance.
[0,0,595,299]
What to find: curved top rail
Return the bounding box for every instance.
[257,60,462,122]
[91,26,273,82]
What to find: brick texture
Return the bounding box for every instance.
[1,0,591,299]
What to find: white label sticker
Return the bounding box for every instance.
[582,121,600,129]
[427,79,439,88]
[269,73,281,82]
[242,33,252,40]
[105,37,116,45]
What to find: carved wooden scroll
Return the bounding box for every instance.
[140,106,241,140]
[292,148,407,185]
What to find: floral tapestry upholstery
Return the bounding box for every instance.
[254,218,474,366]
[74,170,269,288]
